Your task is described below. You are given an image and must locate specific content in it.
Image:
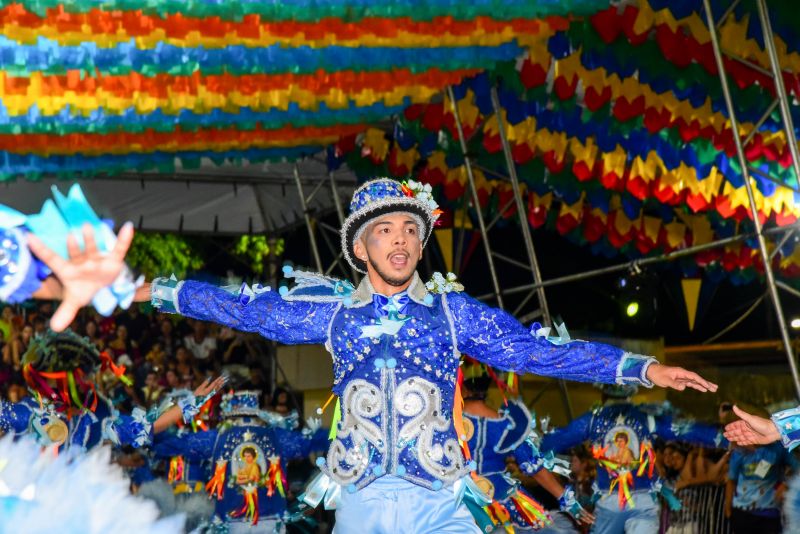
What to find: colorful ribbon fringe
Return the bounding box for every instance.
[0,0,594,177]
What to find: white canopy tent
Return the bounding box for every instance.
[0,154,357,236]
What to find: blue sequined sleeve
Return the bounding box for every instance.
[154,279,338,345]
[445,292,656,385]
[514,440,546,475]
[540,412,594,454]
[0,228,44,303]
[270,427,329,460]
[152,430,217,461]
[656,416,726,448]
[0,400,32,434]
[104,410,154,449]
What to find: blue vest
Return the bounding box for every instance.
[321,288,466,491]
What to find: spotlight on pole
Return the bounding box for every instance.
[791,317,800,329]
[625,301,640,318]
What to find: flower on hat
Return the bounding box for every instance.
[402,179,443,221]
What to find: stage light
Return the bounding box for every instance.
[791,317,800,329]
[625,301,640,317]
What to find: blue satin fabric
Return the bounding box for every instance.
[592,492,658,534]
[332,475,480,534]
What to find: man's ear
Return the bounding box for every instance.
[353,239,366,262]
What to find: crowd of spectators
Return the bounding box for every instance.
[2,303,798,533]
[0,302,291,415]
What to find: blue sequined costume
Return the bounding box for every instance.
[0,394,153,452]
[152,394,328,531]
[541,401,725,534]
[464,399,556,532]
[151,271,657,519]
[771,406,800,451]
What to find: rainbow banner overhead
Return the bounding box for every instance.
[0,0,614,178]
[331,0,800,284]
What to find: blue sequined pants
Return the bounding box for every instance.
[332,476,481,534]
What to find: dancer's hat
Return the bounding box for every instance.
[341,178,441,274]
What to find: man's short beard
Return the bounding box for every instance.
[368,255,415,287]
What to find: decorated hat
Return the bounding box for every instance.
[340,178,441,274]
[220,390,262,418]
[595,383,639,399]
[22,329,130,410]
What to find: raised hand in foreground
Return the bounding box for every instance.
[29,222,134,332]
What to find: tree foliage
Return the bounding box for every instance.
[126,233,204,279]
[233,235,285,276]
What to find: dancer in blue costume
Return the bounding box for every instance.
[540,385,726,534]
[0,329,225,452]
[460,360,594,533]
[128,178,718,534]
[152,390,328,533]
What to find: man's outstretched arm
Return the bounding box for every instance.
[138,277,338,346]
[446,292,716,393]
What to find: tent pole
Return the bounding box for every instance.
[703,0,800,399]
[491,84,573,419]
[329,171,359,281]
[447,85,504,308]
[293,163,324,272]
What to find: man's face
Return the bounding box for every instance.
[353,213,422,287]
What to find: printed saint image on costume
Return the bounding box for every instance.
[234,443,266,486]
[606,427,639,468]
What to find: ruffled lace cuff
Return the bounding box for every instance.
[151,275,183,314]
[616,352,657,387]
[772,406,800,451]
[178,396,199,424]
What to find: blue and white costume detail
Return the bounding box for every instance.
[150,266,658,533]
[465,399,578,532]
[0,394,153,452]
[152,391,328,533]
[541,401,725,534]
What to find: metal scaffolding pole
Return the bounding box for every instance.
[293,163,324,272]
[703,0,800,398]
[448,85,504,307]
[329,170,360,282]
[491,85,574,419]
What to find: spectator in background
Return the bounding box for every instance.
[270,386,292,416]
[219,327,253,366]
[183,321,217,370]
[3,323,32,371]
[157,318,179,358]
[141,370,164,408]
[108,324,138,362]
[82,319,106,351]
[115,305,150,351]
[0,306,17,342]
[164,368,181,391]
[31,316,46,339]
[174,346,202,388]
[725,404,797,534]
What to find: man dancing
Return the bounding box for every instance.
[2,178,718,533]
